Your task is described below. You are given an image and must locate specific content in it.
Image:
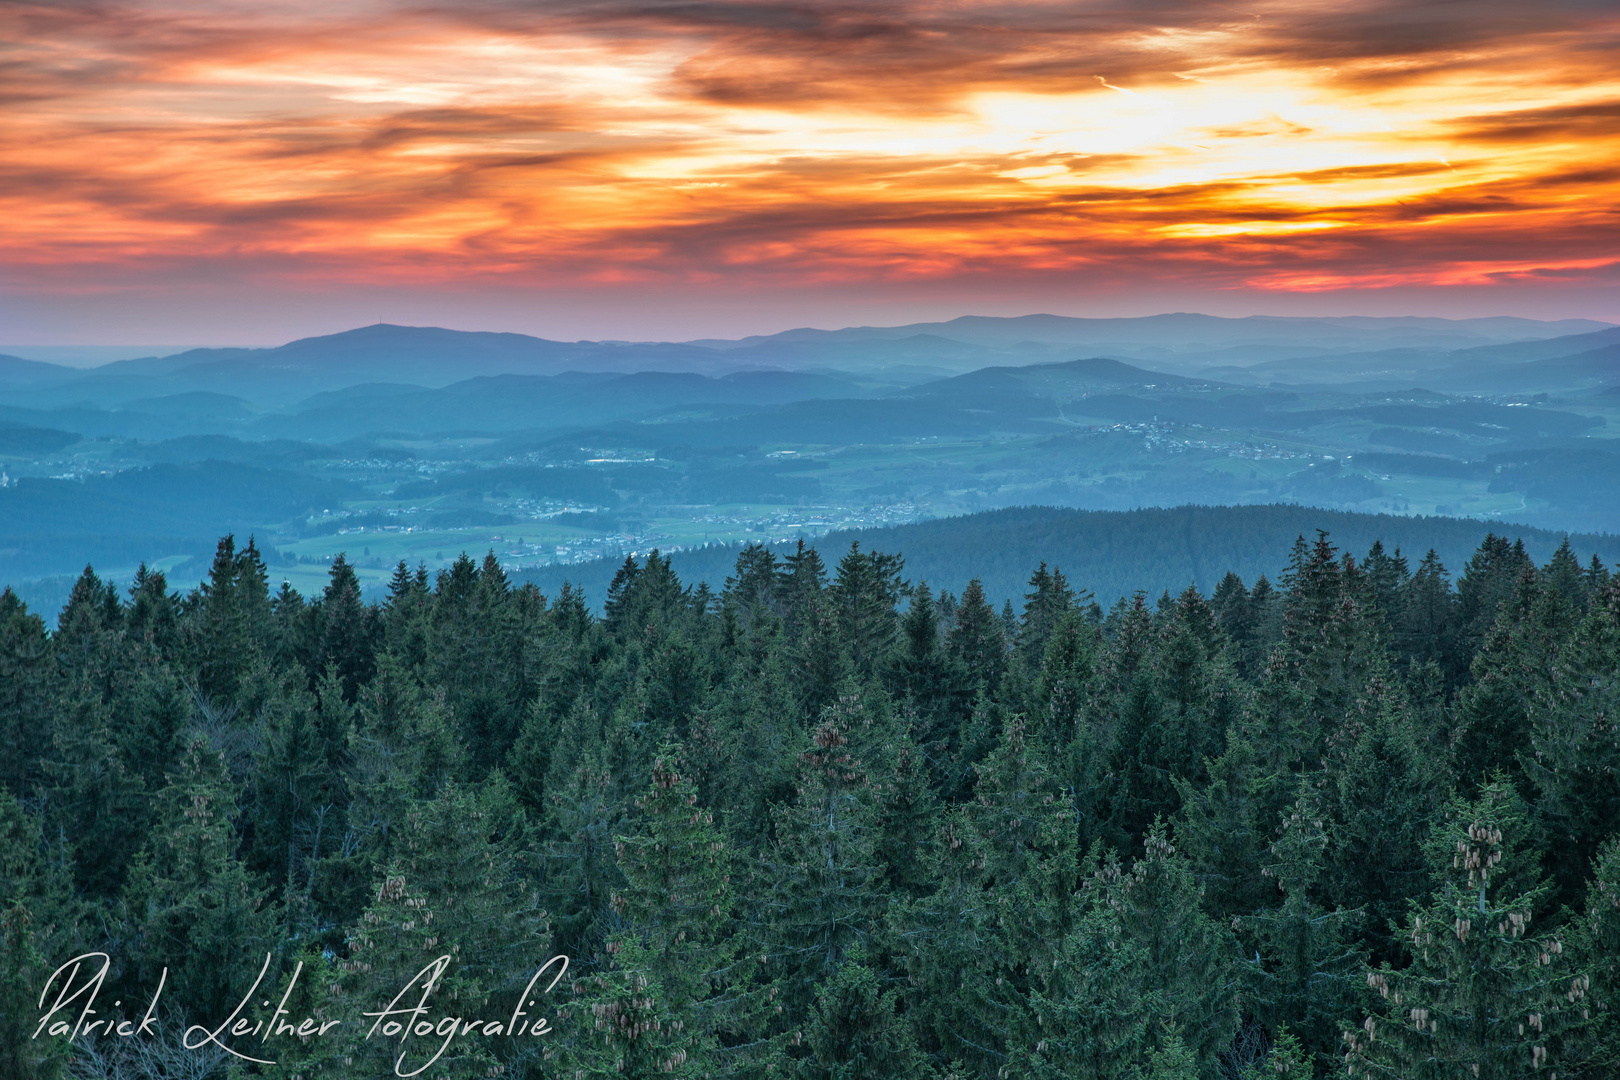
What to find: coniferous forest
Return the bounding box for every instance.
[4,529,1620,1080]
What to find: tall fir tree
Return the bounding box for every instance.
[755,699,888,1052]
[1573,837,1620,1072]
[121,736,276,1022]
[1243,790,1367,1074]
[0,590,52,801]
[334,776,547,1080]
[1524,576,1620,908]
[1449,566,1572,794]
[1101,823,1240,1076]
[562,749,759,1079]
[1345,781,1584,1080]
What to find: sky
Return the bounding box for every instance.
[3,0,1618,345]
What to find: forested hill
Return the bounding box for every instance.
[4,526,1620,1079]
[519,503,1620,610]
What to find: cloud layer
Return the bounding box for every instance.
[3,0,1618,333]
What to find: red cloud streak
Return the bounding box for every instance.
[2,0,1618,336]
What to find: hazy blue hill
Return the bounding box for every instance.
[288,382,436,410]
[888,367,1041,405]
[1442,325,1620,365]
[713,331,1014,373]
[184,324,750,381]
[117,391,257,420]
[0,461,350,580]
[0,353,76,386]
[1432,344,1620,393]
[255,368,878,441]
[36,325,760,408]
[722,313,1610,359]
[900,356,1206,401]
[1198,327,1620,389]
[2,371,181,409]
[92,324,573,380]
[0,401,201,441]
[517,504,1620,611]
[0,421,80,454]
[1017,355,1214,389]
[549,392,1067,450]
[1202,347,1450,385]
[719,369,874,398]
[123,435,331,466]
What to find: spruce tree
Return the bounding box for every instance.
[242,672,346,897]
[1243,791,1367,1073]
[756,700,887,1044]
[1238,1026,1312,1080]
[724,543,782,626]
[1015,893,1161,1080]
[1574,837,1620,1071]
[793,590,851,719]
[1212,572,1258,677]
[1030,609,1104,838]
[1450,567,1571,793]
[39,681,148,900]
[688,645,805,851]
[947,579,1006,702]
[777,540,830,643]
[1455,535,1534,670]
[560,953,703,1080]
[1104,587,1239,848]
[1321,682,1445,963]
[830,543,907,681]
[126,563,180,657]
[1103,823,1240,1074]
[318,553,379,700]
[1345,781,1584,1080]
[0,788,79,1059]
[121,736,276,1021]
[1397,550,1456,671]
[908,717,1079,1074]
[1541,539,1589,613]
[537,718,631,964]
[613,750,752,1060]
[563,749,762,1079]
[0,900,68,1080]
[182,535,274,706]
[1174,734,1272,929]
[895,580,970,800]
[1017,563,1077,670]
[0,590,51,800]
[1362,540,1410,632]
[335,776,547,1080]
[1524,576,1620,907]
[800,956,929,1080]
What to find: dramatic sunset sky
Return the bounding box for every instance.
[3,0,1618,343]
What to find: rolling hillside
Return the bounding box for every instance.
[517,503,1620,611]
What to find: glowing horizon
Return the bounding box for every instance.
[3,0,1618,342]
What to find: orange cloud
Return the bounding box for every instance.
[1,0,1617,313]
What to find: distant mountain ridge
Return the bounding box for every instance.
[709,312,1609,350]
[0,353,75,386]
[5,312,1611,412]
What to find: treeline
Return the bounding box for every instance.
[520,504,1620,617]
[3,529,1620,1079]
